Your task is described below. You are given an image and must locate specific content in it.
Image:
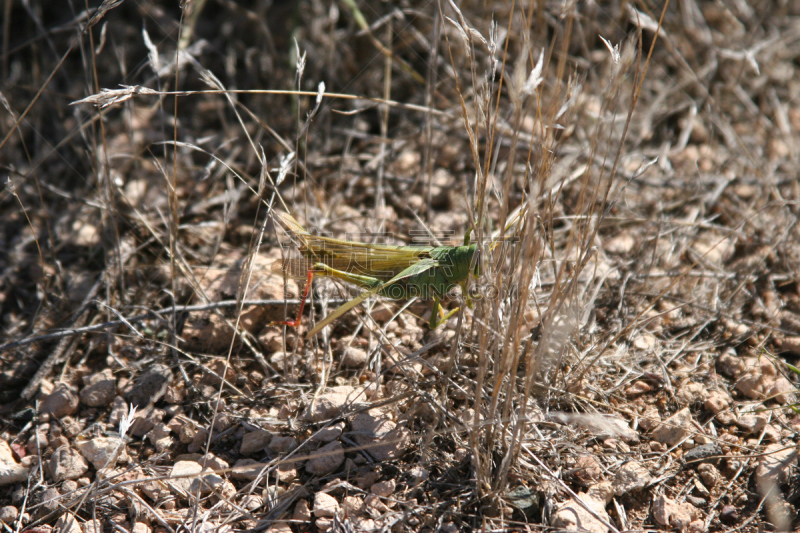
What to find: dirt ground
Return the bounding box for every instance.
[1,1,799,532]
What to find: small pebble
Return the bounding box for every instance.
[719,505,738,524]
[683,443,722,466]
[685,495,706,508]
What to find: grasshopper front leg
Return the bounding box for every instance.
[429,279,474,329]
[429,296,460,329]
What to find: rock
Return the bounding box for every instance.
[715,410,736,426]
[734,357,791,401]
[145,422,173,453]
[698,464,719,488]
[651,407,694,446]
[724,458,743,477]
[76,437,124,470]
[240,430,272,456]
[131,522,151,533]
[552,482,613,533]
[305,441,344,476]
[55,513,82,533]
[341,347,368,368]
[241,494,263,511]
[0,440,29,486]
[612,461,652,496]
[313,492,340,518]
[342,495,364,516]
[199,453,228,472]
[266,521,293,533]
[633,333,657,351]
[169,459,224,499]
[688,519,705,533]
[60,417,81,438]
[351,411,410,461]
[268,436,297,453]
[409,466,429,487]
[316,517,333,532]
[639,406,661,431]
[82,519,103,533]
[311,421,345,443]
[80,369,117,407]
[652,494,699,530]
[703,391,730,414]
[573,455,602,486]
[0,505,18,523]
[48,446,88,481]
[675,382,708,406]
[303,386,362,422]
[38,486,60,516]
[605,232,635,254]
[187,427,209,454]
[735,414,767,435]
[293,499,311,522]
[625,381,651,397]
[170,460,202,494]
[755,443,798,487]
[125,364,173,407]
[683,443,722,466]
[370,479,395,498]
[108,396,129,427]
[364,493,390,513]
[778,335,800,355]
[717,351,746,378]
[767,376,796,405]
[719,505,738,524]
[269,351,292,372]
[429,168,454,208]
[39,383,80,418]
[231,459,264,481]
[685,495,706,508]
[275,461,297,482]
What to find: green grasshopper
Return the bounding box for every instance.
[270,211,479,337]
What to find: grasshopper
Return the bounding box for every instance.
[270,211,479,337]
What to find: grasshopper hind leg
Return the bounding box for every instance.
[270,269,314,328]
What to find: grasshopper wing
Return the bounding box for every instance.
[307,258,438,337]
